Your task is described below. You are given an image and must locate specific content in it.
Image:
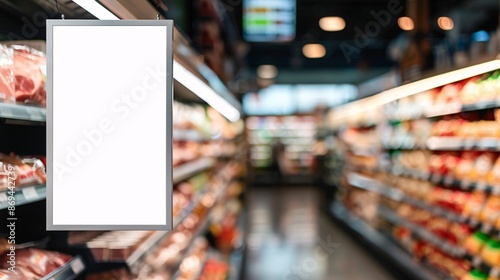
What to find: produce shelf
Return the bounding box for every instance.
[41,256,85,280]
[0,185,46,210]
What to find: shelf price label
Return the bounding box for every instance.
[70,257,85,274]
[460,180,472,190]
[473,256,483,267]
[0,192,8,204]
[0,107,13,118]
[22,187,38,200]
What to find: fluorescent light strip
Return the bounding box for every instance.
[331,59,500,121]
[73,0,119,19]
[173,60,241,122]
[73,0,241,121]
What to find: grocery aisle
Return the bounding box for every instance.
[243,186,397,280]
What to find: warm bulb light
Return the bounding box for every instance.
[438,17,454,31]
[398,17,414,31]
[257,65,278,79]
[302,44,326,59]
[319,17,346,32]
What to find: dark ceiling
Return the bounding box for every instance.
[1,0,499,86]
[226,0,500,85]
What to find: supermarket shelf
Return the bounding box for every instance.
[427,137,500,151]
[41,256,85,280]
[347,173,404,201]
[462,100,500,112]
[348,173,466,224]
[330,203,441,280]
[378,206,465,257]
[402,196,465,224]
[173,158,216,184]
[0,103,46,122]
[126,164,234,272]
[0,185,46,210]
[465,254,500,277]
[393,167,500,193]
[173,129,209,142]
[388,100,500,123]
[190,256,208,280]
[169,176,233,277]
[383,144,425,151]
[126,231,171,269]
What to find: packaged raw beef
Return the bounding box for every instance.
[11,46,46,106]
[0,45,15,103]
[0,248,72,279]
[0,269,28,280]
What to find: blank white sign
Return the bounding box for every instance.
[47,20,173,230]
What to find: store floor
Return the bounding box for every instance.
[243,185,397,280]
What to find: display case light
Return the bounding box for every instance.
[72,0,119,19]
[173,60,241,122]
[330,58,500,121]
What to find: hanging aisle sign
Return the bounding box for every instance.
[46,20,173,230]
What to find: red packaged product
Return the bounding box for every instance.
[0,154,43,187]
[0,269,25,280]
[0,248,71,278]
[12,46,46,106]
[44,250,72,267]
[0,45,15,103]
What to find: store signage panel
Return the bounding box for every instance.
[46,20,173,230]
[243,0,296,42]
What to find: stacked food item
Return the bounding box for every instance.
[331,69,500,280]
[0,44,46,106]
[0,153,46,191]
[384,71,500,122]
[83,167,244,280]
[246,116,316,170]
[173,102,243,166]
[0,246,73,279]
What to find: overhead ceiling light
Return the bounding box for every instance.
[319,17,346,32]
[437,17,454,31]
[330,58,500,122]
[257,65,278,79]
[398,17,414,31]
[303,44,326,59]
[72,0,119,19]
[174,60,241,122]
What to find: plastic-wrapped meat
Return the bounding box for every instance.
[0,45,15,103]
[0,269,29,280]
[12,46,46,106]
[44,250,72,267]
[0,248,71,279]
